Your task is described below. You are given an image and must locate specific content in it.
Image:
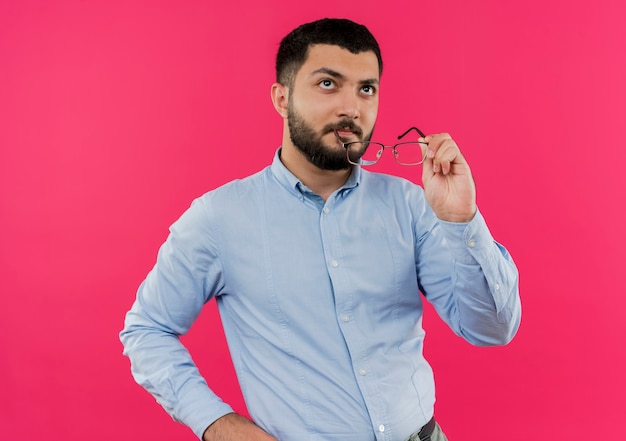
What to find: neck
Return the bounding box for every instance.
[280,142,352,202]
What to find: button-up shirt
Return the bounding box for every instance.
[120,149,521,441]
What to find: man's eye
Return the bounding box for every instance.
[361,85,375,95]
[319,79,335,90]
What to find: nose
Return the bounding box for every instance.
[337,90,360,119]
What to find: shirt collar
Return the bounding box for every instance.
[270,147,361,198]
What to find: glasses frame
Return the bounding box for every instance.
[336,127,429,167]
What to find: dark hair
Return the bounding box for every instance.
[276,18,383,87]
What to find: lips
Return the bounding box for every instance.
[331,124,362,143]
[336,129,356,138]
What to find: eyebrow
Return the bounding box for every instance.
[309,67,379,86]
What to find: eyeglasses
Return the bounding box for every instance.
[335,127,428,166]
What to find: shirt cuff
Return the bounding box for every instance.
[436,209,495,265]
[177,386,235,440]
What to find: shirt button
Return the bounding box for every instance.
[378,424,385,433]
[359,368,367,376]
[468,239,476,248]
[330,259,339,268]
[341,315,350,322]
[323,206,330,214]
[494,283,501,291]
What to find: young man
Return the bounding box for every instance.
[121,18,521,441]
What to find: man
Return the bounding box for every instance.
[120,18,521,441]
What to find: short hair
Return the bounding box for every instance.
[276,18,383,88]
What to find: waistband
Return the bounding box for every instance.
[417,417,436,440]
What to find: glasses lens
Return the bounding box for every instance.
[346,142,384,165]
[394,142,427,165]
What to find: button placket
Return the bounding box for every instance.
[322,196,382,438]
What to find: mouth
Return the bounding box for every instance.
[332,126,362,144]
[335,129,356,138]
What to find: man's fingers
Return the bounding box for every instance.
[424,135,459,175]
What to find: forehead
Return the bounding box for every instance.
[297,44,380,81]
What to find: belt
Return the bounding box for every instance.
[417,416,436,441]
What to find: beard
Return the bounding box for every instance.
[287,101,373,171]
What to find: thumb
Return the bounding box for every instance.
[421,137,435,184]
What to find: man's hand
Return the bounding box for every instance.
[202,413,279,441]
[421,132,477,223]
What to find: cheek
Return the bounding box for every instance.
[362,102,378,125]
[309,107,340,132]
[292,94,333,122]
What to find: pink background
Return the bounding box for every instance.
[1,0,625,440]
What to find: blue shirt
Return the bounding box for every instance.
[120,149,521,441]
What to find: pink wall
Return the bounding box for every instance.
[1,1,625,439]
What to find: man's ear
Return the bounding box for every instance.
[271,82,289,118]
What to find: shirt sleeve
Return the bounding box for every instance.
[416,209,522,346]
[119,197,233,439]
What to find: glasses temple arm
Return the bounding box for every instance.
[397,127,426,140]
